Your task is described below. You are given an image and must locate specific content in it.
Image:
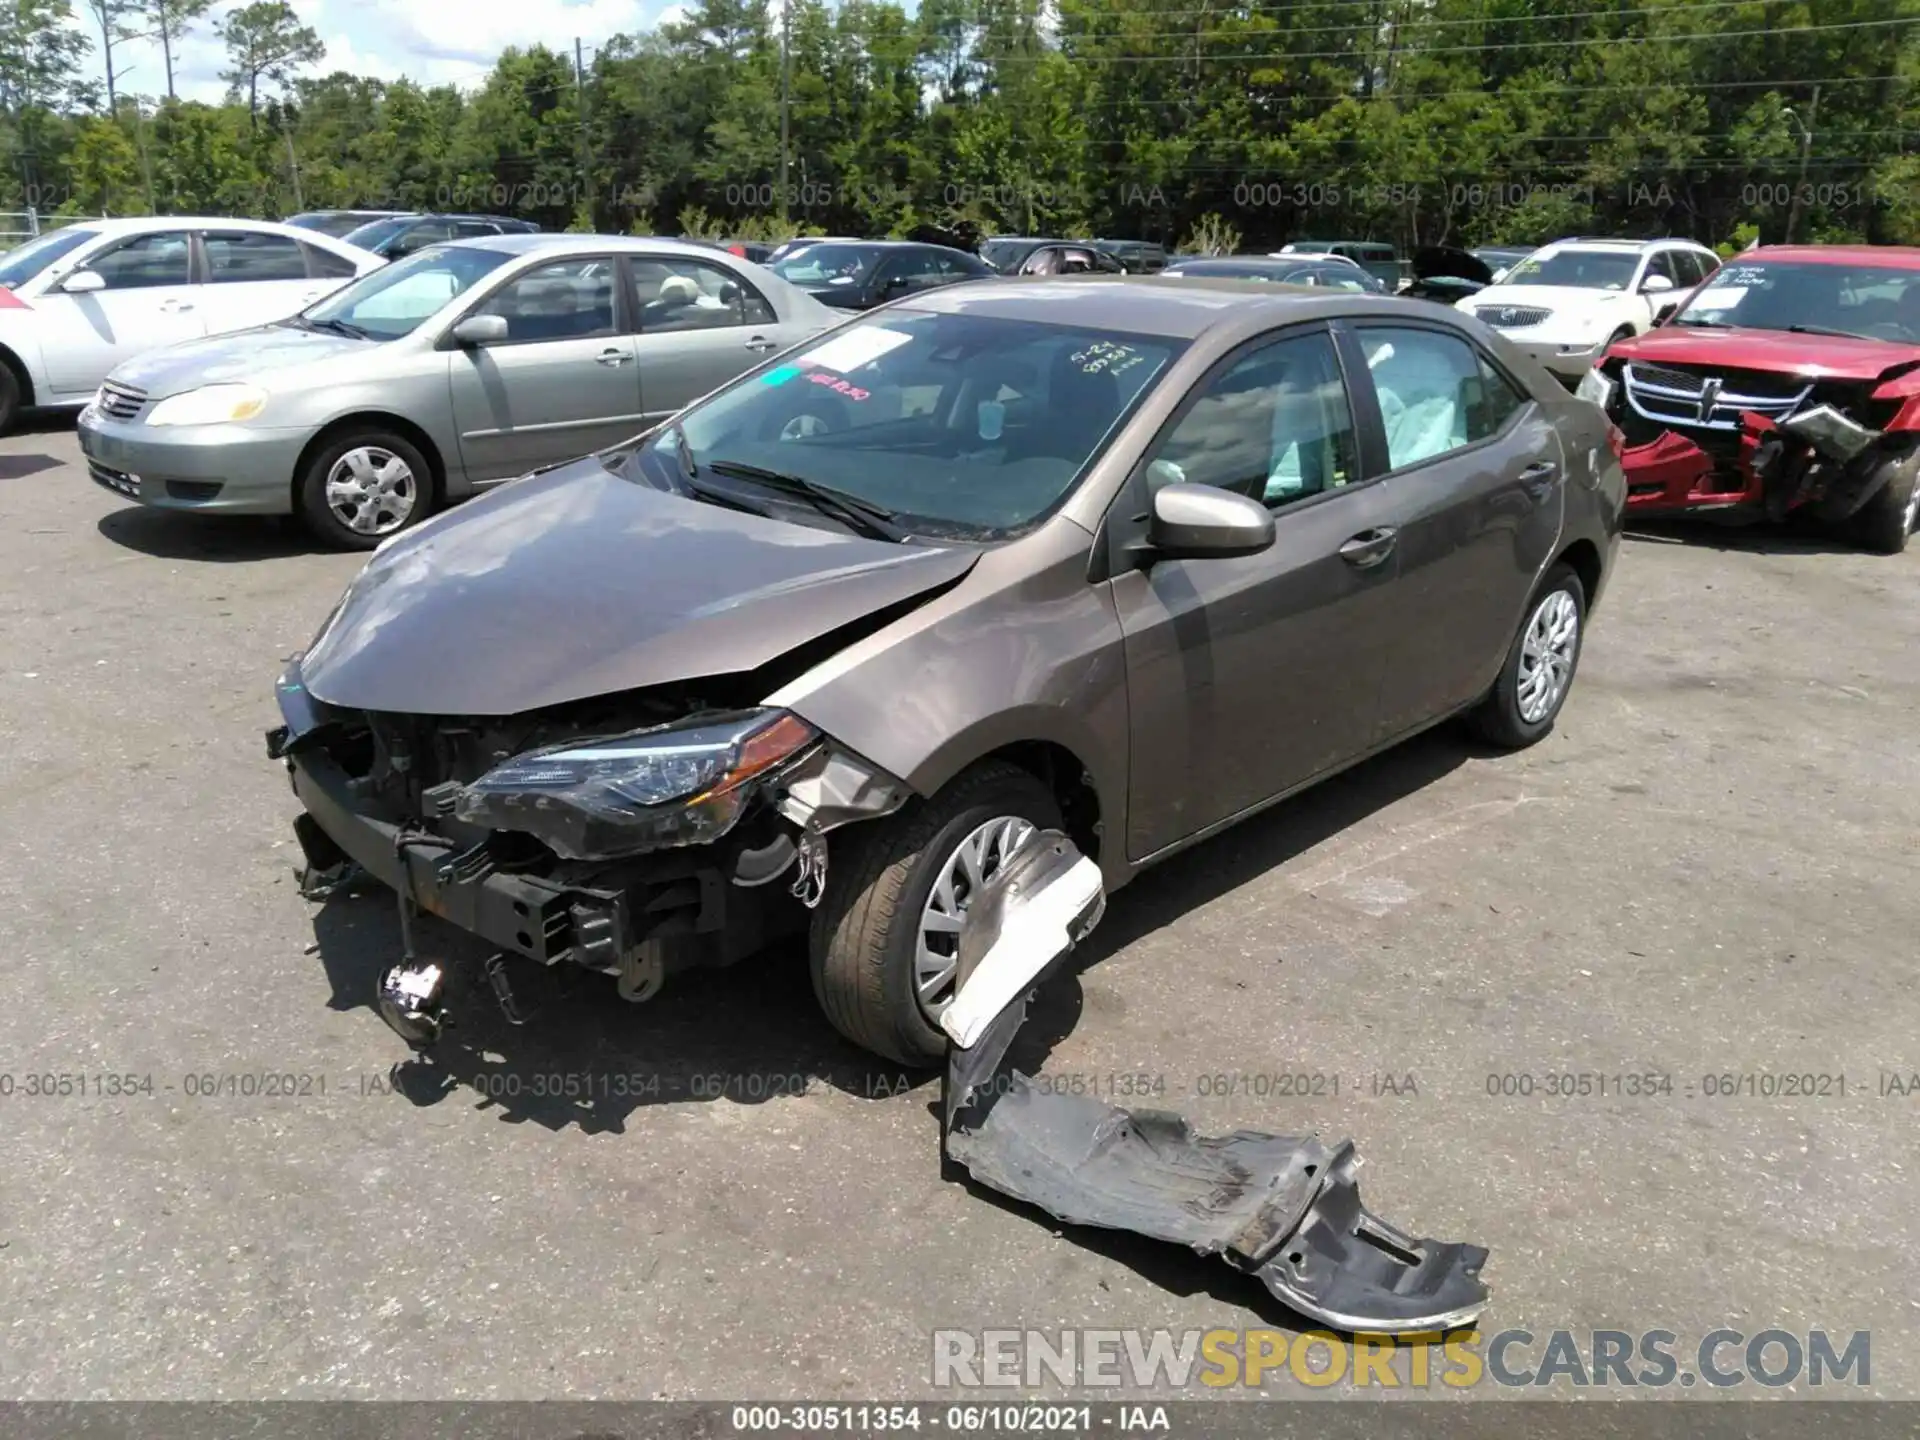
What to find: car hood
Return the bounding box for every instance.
[1610,324,1920,383]
[298,454,980,716]
[108,323,376,398]
[1411,245,1494,285]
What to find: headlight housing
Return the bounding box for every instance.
[454,708,819,860]
[1575,367,1616,410]
[145,383,268,427]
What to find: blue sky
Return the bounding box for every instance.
[83,0,693,104]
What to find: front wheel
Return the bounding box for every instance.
[1469,563,1587,749]
[809,761,1062,1066]
[0,363,19,435]
[296,429,434,550]
[1851,452,1919,555]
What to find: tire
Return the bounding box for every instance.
[295,428,435,551]
[0,361,20,436]
[809,761,1062,1066]
[1469,563,1587,750]
[1851,452,1919,555]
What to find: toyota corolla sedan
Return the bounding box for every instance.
[78,235,838,547]
[270,278,1624,1064]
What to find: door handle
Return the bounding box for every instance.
[159,299,194,313]
[1337,527,1397,569]
[743,335,778,352]
[595,347,631,367]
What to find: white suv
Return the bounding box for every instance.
[1455,238,1721,384]
[0,216,381,432]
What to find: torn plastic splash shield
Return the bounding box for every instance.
[941,832,1492,1335]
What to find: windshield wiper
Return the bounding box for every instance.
[306,316,373,340]
[1787,323,1869,340]
[705,459,906,542]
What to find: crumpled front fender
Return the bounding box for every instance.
[940,832,1493,1335]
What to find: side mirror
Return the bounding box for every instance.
[1146,481,1276,560]
[450,313,509,346]
[1641,272,1675,294]
[60,269,106,294]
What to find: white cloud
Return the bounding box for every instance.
[81,0,686,104]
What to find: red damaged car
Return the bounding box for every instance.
[1578,245,1920,553]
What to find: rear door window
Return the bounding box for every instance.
[203,230,309,283]
[1356,326,1525,470]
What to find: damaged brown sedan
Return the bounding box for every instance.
[270,277,1623,1067]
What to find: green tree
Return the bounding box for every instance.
[79,0,142,113]
[144,0,213,100]
[217,0,323,126]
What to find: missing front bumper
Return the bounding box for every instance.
[940,832,1492,1335]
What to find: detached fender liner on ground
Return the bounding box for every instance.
[939,832,1492,1335]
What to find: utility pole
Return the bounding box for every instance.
[779,0,791,222]
[285,124,302,210]
[575,38,593,225]
[132,99,155,211]
[1783,84,1820,245]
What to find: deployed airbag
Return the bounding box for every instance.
[941,832,1493,1334]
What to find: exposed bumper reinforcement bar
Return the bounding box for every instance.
[940,832,1492,1335]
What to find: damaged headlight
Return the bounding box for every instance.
[454,709,819,860]
[1575,367,1615,410]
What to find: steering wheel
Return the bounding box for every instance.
[769,399,846,442]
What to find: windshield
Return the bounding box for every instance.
[290,212,380,238]
[632,311,1184,540]
[771,244,875,286]
[0,226,97,288]
[341,216,411,251]
[1672,260,1920,341]
[302,244,511,340]
[979,240,1033,272]
[1500,249,1639,290]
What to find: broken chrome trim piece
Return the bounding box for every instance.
[941,831,1493,1336]
[1780,403,1879,462]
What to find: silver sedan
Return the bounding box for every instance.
[77,234,841,547]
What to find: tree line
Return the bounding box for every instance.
[4,0,1920,254]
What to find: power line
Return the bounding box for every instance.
[1046,0,1828,45]
[977,14,1920,62]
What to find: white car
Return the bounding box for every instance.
[0,216,382,432]
[1453,237,1722,384]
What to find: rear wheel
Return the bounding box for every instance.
[296,428,434,550]
[809,761,1061,1066]
[1852,452,1920,555]
[1469,564,1586,749]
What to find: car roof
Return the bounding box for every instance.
[904,275,1421,339]
[439,233,741,260]
[72,215,322,235]
[1744,244,1920,269]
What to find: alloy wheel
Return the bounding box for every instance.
[914,815,1037,1022]
[1516,589,1580,724]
